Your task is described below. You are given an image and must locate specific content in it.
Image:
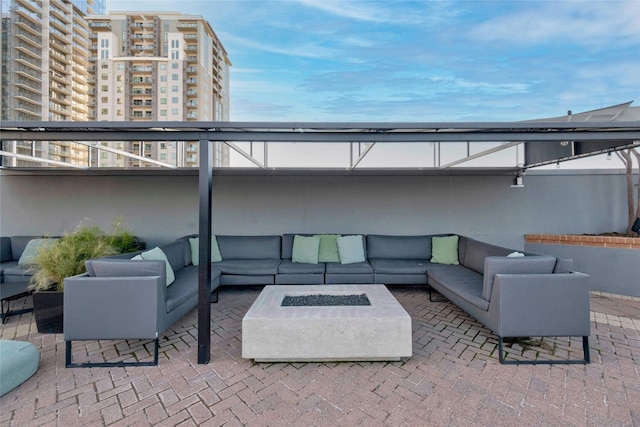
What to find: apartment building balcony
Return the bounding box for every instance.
[88,21,112,30]
[14,7,41,26]
[186,78,197,85]
[15,32,42,49]
[177,22,198,31]
[14,19,42,37]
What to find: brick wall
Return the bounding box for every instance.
[525,234,640,250]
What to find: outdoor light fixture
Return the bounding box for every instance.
[607,152,612,160]
[511,175,524,188]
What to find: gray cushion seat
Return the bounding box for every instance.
[278,260,325,274]
[368,259,430,274]
[213,259,281,275]
[427,265,488,311]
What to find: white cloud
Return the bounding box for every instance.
[467,1,640,47]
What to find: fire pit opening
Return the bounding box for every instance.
[281,293,371,307]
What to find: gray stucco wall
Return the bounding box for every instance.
[0,169,631,251]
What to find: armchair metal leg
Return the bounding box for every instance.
[498,336,590,365]
[66,338,160,368]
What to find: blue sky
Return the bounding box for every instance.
[105,0,640,123]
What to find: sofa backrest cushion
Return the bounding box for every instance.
[216,235,281,260]
[366,235,432,260]
[9,236,40,261]
[1,237,12,262]
[553,258,573,273]
[89,259,166,280]
[460,237,513,274]
[160,240,188,272]
[282,234,340,261]
[482,255,557,301]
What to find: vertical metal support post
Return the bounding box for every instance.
[197,136,213,364]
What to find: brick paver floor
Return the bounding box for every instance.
[1,287,639,426]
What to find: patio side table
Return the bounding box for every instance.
[0,281,33,323]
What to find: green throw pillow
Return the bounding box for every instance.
[141,246,176,286]
[292,235,320,264]
[314,234,340,263]
[337,235,365,264]
[18,238,58,265]
[188,236,222,265]
[430,235,460,265]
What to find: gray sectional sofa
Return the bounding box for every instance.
[61,232,590,365]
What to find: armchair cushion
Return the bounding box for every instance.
[430,235,459,265]
[18,238,57,265]
[314,234,341,263]
[482,256,557,301]
[140,247,175,286]
[337,235,365,264]
[292,235,320,264]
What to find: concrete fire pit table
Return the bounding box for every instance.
[242,285,412,362]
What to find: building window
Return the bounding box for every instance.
[160,143,167,149]
[101,85,108,92]
[171,108,178,115]
[160,98,167,104]
[116,75,123,82]
[101,96,108,103]
[160,64,167,70]
[172,62,179,69]
[171,85,178,92]
[172,97,178,104]
[160,75,167,82]
[117,86,123,93]
[172,74,179,81]
[101,63,109,69]
[101,74,108,80]
[160,153,167,160]
[160,87,167,93]
[117,63,124,70]
[116,110,123,116]
[101,108,108,115]
[160,109,167,116]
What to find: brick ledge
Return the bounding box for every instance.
[525,234,640,249]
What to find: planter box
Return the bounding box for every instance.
[525,234,640,297]
[33,291,64,334]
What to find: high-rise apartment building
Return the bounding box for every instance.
[1,0,104,166]
[87,12,231,168]
[1,4,230,168]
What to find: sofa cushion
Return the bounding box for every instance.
[428,265,488,311]
[554,258,573,273]
[213,259,281,275]
[217,235,281,260]
[482,256,557,301]
[1,264,31,278]
[1,237,12,263]
[366,235,432,260]
[337,235,366,264]
[165,267,198,313]
[325,261,373,274]
[188,236,222,265]
[315,234,341,263]
[9,236,39,262]
[18,238,57,266]
[292,235,320,264]
[278,260,325,274]
[430,235,460,265]
[140,247,175,286]
[369,259,429,274]
[461,237,512,274]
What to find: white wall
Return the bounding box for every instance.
[0,170,631,249]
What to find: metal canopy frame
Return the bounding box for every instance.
[2,119,639,364]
